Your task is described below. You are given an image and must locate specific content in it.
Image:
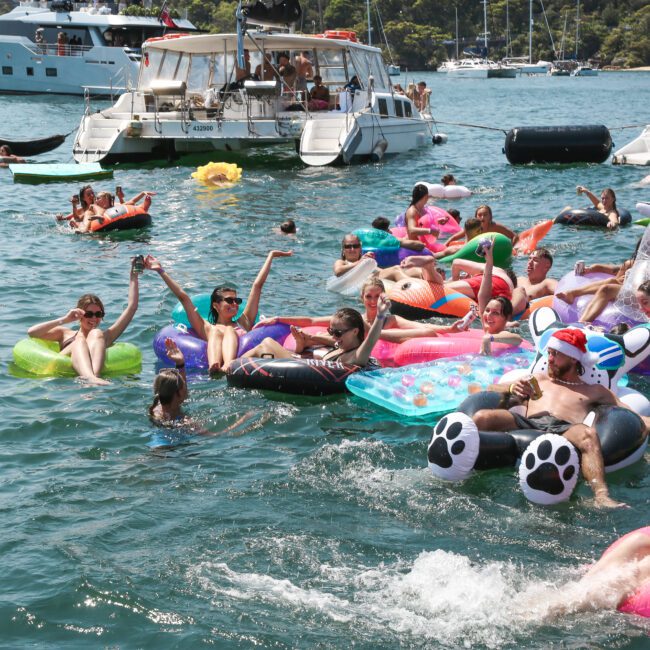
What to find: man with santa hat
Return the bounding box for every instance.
[475,327,649,509]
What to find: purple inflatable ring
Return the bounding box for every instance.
[154,324,208,369]
[553,271,643,331]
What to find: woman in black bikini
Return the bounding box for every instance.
[240,294,392,367]
[26,259,142,385]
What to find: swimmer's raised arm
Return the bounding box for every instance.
[240,250,293,330]
[104,259,141,346]
[145,255,207,339]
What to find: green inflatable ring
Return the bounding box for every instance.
[12,338,142,377]
[438,232,513,267]
[353,228,400,250]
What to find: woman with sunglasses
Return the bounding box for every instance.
[241,294,392,368]
[145,250,292,374]
[333,233,375,277]
[26,258,142,385]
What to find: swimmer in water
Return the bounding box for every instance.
[149,338,259,442]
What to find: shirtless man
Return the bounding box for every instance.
[476,328,649,508]
[295,50,313,85]
[517,248,557,301]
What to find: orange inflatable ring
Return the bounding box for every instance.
[388,278,475,319]
[89,205,152,233]
[515,294,554,320]
[323,30,358,42]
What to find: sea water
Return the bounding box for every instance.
[1,72,650,647]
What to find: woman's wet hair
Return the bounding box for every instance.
[637,280,650,296]
[149,368,185,417]
[78,184,94,208]
[360,277,385,296]
[411,184,429,205]
[464,217,481,237]
[333,307,365,344]
[77,293,104,312]
[372,216,390,231]
[505,268,518,288]
[447,208,461,223]
[280,219,296,234]
[441,174,456,185]
[209,285,237,323]
[474,204,493,221]
[602,188,617,210]
[0,144,12,155]
[491,296,513,320]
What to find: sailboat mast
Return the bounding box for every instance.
[575,0,579,60]
[483,0,488,51]
[455,6,459,60]
[367,0,371,46]
[529,0,533,64]
[505,0,510,59]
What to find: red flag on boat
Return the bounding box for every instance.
[158,2,179,29]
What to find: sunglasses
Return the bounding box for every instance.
[84,310,105,319]
[327,326,352,338]
[344,243,361,250]
[217,297,242,305]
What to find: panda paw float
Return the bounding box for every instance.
[427,307,650,505]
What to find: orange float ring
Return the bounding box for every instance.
[89,205,152,233]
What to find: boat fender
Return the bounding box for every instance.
[371,139,388,162]
[432,133,448,145]
[504,124,612,165]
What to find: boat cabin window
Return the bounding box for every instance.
[394,99,403,117]
[159,51,181,79]
[377,97,388,117]
[187,54,212,92]
[404,102,412,117]
[139,49,164,88]
[313,48,348,86]
[348,49,389,90]
[211,54,226,87]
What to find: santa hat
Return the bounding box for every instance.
[547,328,597,365]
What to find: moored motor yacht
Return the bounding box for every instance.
[0,0,196,96]
[73,28,437,167]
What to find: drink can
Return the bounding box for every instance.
[133,255,145,274]
[475,237,492,257]
[574,260,585,276]
[459,305,478,330]
[525,375,543,400]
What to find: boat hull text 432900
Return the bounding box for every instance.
[73,30,436,167]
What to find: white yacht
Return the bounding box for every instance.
[571,63,598,76]
[73,29,436,167]
[0,0,196,96]
[502,57,551,74]
[612,125,650,166]
[445,57,490,78]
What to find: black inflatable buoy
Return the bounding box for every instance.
[504,125,612,164]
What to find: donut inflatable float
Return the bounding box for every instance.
[12,337,141,376]
[227,357,360,396]
[89,205,152,232]
[554,207,632,227]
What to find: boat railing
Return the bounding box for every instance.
[20,0,121,14]
[27,42,113,57]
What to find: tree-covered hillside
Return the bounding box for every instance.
[182,0,650,68]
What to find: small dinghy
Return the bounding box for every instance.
[0,133,66,156]
[9,163,113,183]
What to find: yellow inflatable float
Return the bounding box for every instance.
[191,162,242,185]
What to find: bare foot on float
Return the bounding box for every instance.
[400,255,433,270]
[81,375,111,386]
[555,290,576,305]
[143,195,152,212]
[209,362,224,376]
[290,325,309,354]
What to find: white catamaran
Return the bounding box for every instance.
[73,11,436,166]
